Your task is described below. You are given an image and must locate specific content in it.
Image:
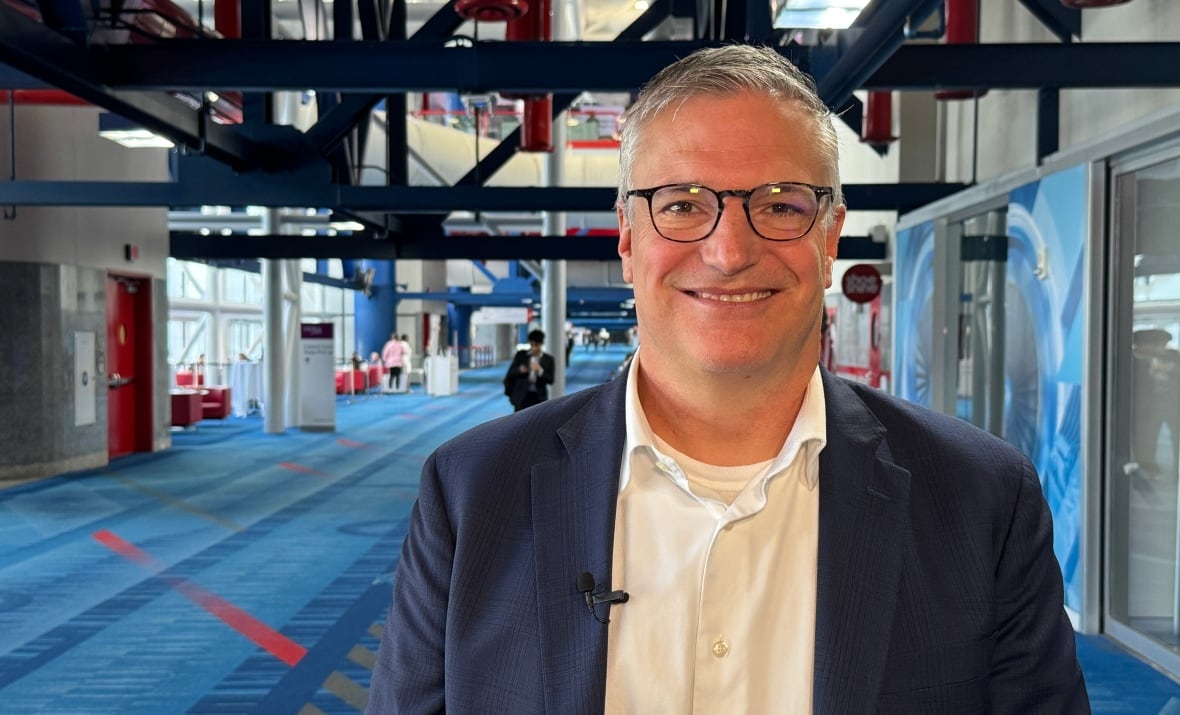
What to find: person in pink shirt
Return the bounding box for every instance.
[381,332,406,391]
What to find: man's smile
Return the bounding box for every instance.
[686,289,776,303]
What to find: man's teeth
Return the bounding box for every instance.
[695,291,772,302]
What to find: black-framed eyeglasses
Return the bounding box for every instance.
[624,182,834,243]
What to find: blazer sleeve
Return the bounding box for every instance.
[989,458,1090,713]
[367,453,453,715]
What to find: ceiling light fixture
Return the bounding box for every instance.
[98,112,175,149]
[773,0,871,30]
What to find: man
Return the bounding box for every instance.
[367,45,1088,713]
[503,329,556,412]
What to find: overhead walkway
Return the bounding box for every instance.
[0,343,1173,713]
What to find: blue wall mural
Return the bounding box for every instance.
[1007,164,1087,612]
[892,164,1087,612]
[893,220,936,408]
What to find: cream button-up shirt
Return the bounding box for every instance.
[604,352,827,714]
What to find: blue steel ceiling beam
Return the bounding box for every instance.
[719,0,772,42]
[862,43,1180,91]
[0,181,964,212]
[1016,0,1079,43]
[171,232,623,259]
[814,0,943,111]
[0,65,47,89]
[455,92,579,187]
[620,0,677,40]
[357,0,385,40]
[33,0,88,44]
[0,4,285,171]
[97,40,733,93]
[304,0,462,158]
[453,0,674,188]
[405,0,677,251]
[170,232,886,260]
[92,40,1180,94]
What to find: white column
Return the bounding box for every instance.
[542,140,568,396]
[542,8,570,397]
[283,260,303,427]
[262,210,286,433]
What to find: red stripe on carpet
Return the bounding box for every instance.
[336,438,368,448]
[93,529,307,667]
[279,461,332,477]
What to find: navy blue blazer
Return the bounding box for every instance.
[367,369,1089,714]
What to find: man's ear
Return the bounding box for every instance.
[617,202,634,284]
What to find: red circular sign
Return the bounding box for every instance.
[841,263,882,304]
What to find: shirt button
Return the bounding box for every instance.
[712,639,730,658]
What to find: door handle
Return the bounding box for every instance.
[108,373,135,388]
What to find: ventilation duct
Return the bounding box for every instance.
[935,0,987,101]
[860,91,896,148]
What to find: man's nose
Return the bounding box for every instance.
[700,199,760,274]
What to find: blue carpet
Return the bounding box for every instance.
[0,346,632,713]
[0,344,1176,712]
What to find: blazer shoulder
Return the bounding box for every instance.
[841,379,1026,463]
[831,378,1037,520]
[433,379,618,472]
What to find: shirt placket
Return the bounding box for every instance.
[691,503,754,713]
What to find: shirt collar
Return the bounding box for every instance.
[620,349,827,493]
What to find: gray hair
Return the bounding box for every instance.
[616,44,843,216]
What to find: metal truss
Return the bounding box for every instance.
[0,0,1172,261]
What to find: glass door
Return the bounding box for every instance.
[1108,155,1180,667]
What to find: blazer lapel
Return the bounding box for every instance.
[813,372,912,714]
[532,376,628,713]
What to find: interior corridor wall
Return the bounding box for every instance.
[0,105,170,481]
[938,0,1180,185]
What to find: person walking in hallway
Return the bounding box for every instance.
[380,332,406,392]
[502,329,555,412]
[367,44,1089,713]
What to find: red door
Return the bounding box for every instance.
[107,275,144,458]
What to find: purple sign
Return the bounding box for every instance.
[301,323,334,339]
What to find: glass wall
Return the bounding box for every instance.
[166,259,355,382]
[1109,154,1180,663]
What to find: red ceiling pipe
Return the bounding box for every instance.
[214,0,240,38]
[454,0,527,22]
[521,95,553,153]
[504,0,552,152]
[935,0,987,101]
[860,91,896,148]
[452,0,543,148]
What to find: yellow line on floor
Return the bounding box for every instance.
[113,474,244,532]
[323,671,369,711]
[348,644,376,670]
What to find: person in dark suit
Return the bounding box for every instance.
[503,329,556,412]
[367,45,1088,713]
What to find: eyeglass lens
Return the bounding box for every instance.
[649,183,820,242]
